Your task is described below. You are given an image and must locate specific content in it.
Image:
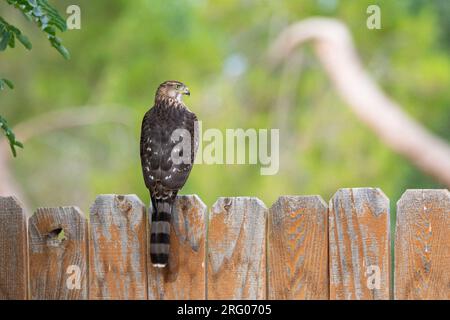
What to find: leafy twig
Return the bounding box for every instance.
[4,0,69,59]
[0,116,23,157]
[0,16,32,51]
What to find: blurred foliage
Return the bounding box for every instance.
[0,0,448,216]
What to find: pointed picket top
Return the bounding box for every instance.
[207,197,267,300]
[0,196,28,300]
[89,194,147,300]
[148,194,207,300]
[268,195,328,299]
[29,206,88,299]
[329,188,390,300]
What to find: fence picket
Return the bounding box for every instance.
[395,189,449,300]
[89,194,147,299]
[329,188,390,300]
[28,206,88,299]
[148,195,207,299]
[207,197,267,300]
[0,196,28,300]
[268,195,328,299]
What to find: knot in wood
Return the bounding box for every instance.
[115,195,132,213]
[223,198,232,211]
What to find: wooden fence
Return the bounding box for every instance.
[0,188,448,300]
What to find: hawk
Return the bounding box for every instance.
[140,80,198,268]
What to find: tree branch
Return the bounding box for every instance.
[269,18,450,187]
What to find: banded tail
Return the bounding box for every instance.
[150,198,173,268]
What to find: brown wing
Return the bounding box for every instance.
[140,106,198,199]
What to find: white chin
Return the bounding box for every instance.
[153,263,167,268]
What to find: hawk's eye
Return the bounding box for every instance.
[176,84,182,89]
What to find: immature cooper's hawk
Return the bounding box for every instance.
[140,80,198,268]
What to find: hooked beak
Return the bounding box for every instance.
[183,87,190,96]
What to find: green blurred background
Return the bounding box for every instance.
[0,0,449,215]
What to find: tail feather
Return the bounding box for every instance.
[150,199,173,267]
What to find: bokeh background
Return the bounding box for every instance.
[1,0,449,218]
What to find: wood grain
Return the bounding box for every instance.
[28,206,88,299]
[329,188,390,300]
[89,194,147,300]
[0,196,28,300]
[268,195,328,299]
[395,189,449,300]
[148,195,207,299]
[207,197,267,300]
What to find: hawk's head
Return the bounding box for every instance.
[155,80,190,104]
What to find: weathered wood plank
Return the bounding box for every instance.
[89,194,147,300]
[329,188,390,300]
[148,195,207,299]
[0,196,28,300]
[207,197,267,300]
[29,206,88,299]
[268,195,328,299]
[395,189,449,300]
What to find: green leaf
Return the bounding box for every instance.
[0,31,11,50]
[8,33,15,47]
[16,32,32,49]
[1,78,14,89]
[52,42,70,59]
[43,25,56,35]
